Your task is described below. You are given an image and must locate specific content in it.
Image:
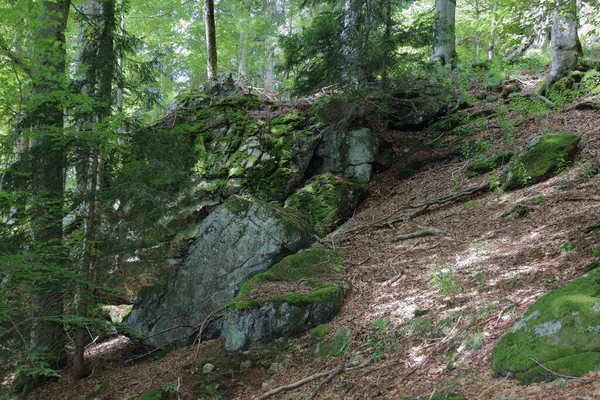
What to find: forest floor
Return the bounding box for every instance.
[21,93,600,399]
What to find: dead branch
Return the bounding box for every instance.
[255,359,371,400]
[306,363,348,400]
[193,306,226,361]
[410,182,488,209]
[393,227,446,242]
[527,357,600,382]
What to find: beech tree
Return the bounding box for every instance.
[537,0,582,94]
[432,0,456,66]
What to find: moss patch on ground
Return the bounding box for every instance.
[502,134,580,190]
[284,173,366,237]
[492,267,600,384]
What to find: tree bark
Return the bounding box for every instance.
[204,0,217,79]
[538,0,582,94]
[432,0,456,67]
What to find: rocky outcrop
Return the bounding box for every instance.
[284,173,367,237]
[311,127,380,183]
[502,134,580,190]
[126,196,311,348]
[220,248,349,351]
[492,265,600,384]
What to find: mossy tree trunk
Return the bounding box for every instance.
[537,0,582,95]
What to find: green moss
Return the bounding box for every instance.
[395,167,415,181]
[270,124,289,136]
[230,249,345,311]
[223,195,251,215]
[138,390,168,400]
[593,245,600,258]
[492,267,600,383]
[284,173,366,237]
[502,134,580,190]
[311,324,330,338]
[560,241,579,253]
[467,151,513,177]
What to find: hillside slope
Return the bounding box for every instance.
[22,100,600,400]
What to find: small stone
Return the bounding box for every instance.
[202,363,215,374]
[240,360,252,371]
[267,362,279,375]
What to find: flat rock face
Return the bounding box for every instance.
[502,134,580,190]
[492,266,600,384]
[314,128,380,183]
[126,196,311,348]
[220,248,348,351]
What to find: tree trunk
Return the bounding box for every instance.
[27,0,70,390]
[432,0,456,67]
[488,1,497,60]
[204,0,217,79]
[237,24,248,80]
[342,0,364,85]
[538,0,582,94]
[71,0,117,380]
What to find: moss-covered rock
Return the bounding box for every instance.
[467,151,513,177]
[220,248,349,351]
[501,134,580,190]
[126,196,311,348]
[284,173,366,237]
[547,70,600,104]
[492,267,600,384]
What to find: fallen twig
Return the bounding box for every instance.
[393,227,445,242]
[255,359,371,400]
[306,362,348,400]
[509,92,555,108]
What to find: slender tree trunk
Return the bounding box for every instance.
[204,0,217,79]
[237,24,248,79]
[538,0,582,94]
[26,1,70,392]
[381,0,392,88]
[432,0,456,67]
[72,0,117,380]
[488,1,497,60]
[342,0,363,85]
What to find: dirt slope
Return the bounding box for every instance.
[22,105,600,400]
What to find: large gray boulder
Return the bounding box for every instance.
[220,248,348,351]
[126,196,311,348]
[313,127,380,183]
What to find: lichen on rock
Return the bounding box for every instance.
[492,267,600,384]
